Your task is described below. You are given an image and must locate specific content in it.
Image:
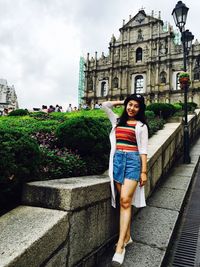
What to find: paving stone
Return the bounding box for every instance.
[131,206,178,250]
[160,175,191,191]
[123,242,165,267]
[170,165,195,177]
[147,187,186,211]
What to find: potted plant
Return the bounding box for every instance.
[179,72,191,86]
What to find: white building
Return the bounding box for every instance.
[0,79,19,111]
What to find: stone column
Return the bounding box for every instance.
[109,69,113,99]
[147,64,151,93]
[155,63,159,91]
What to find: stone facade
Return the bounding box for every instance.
[0,79,19,111]
[83,10,200,106]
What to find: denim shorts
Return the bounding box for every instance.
[113,150,141,184]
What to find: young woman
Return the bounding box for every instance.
[102,94,148,266]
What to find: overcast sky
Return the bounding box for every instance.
[0,0,199,110]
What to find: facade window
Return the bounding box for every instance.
[112,77,119,88]
[135,75,144,93]
[160,71,167,84]
[101,81,107,96]
[136,47,142,62]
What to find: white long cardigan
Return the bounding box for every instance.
[102,101,148,208]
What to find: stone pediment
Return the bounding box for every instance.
[121,10,159,31]
[121,10,147,30]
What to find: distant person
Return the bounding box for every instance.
[3,108,8,116]
[102,94,148,266]
[42,105,48,113]
[55,104,61,112]
[78,104,82,111]
[94,102,100,109]
[67,104,73,112]
[59,106,63,112]
[83,103,89,110]
[8,107,13,114]
[47,105,54,113]
[73,106,78,112]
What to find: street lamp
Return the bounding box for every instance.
[172,1,189,32]
[172,1,194,164]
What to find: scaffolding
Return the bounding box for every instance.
[78,56,85,105]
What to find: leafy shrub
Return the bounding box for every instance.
[145,110,155,120]
[175,102,198,112]
[31,131,58,149]
[186,102,198,111]
[148,119,165,137]
[173,103,182,111]
[179,72,189,78]
[40,148,87,179]
[0,130,41,214]
[49,112,68,121]
[8,109,29,116]
[29,111,50,120]
[56,116,111,175]
[146,103,176,119]
[56,116,111,157]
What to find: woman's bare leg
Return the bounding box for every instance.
[115,179,138,253]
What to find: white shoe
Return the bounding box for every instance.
[112,247,126,266]
[124,236,133,247]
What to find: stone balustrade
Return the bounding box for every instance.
[0,109,199,267]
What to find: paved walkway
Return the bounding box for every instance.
[165,154,200,267]
[97,136,200,267]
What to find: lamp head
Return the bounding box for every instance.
[172,1,189,32]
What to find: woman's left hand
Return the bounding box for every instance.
[140,173,147,187]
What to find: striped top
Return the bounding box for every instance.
[116,120,138,151]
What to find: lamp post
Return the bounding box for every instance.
[172,1,194,164]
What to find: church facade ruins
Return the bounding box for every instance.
[83,10,200,106]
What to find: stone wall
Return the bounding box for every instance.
[0,110,200,267]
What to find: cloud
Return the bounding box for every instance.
[0,0,199,109]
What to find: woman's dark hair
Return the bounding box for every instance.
[117,94,148,127]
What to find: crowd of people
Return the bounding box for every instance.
[0,102,103,116]
[0,107,14,116]
[40,102,102,113]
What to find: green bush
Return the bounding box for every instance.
[148,119,165,137]
[175,102,198,112]
[186,102,198,112]
[173,103,182,111]
[40,148,88,179]
[145,110,155,120]
[56,116,111,175]
[146,103,176,119]
[0,130,41,215]
[56,116,111,157]
[29,111,50,120]
[8,109,29,116]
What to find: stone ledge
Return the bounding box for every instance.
[22,175,110,211]
[0,206,69,267]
